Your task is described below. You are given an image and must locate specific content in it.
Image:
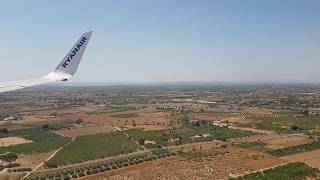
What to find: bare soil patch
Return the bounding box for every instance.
[264,135,312,149]
[82,147,285,180]
[16,152,52,169]
[23,115,51,123]
[0,174,24,180]
[282,149,320,169]
[0,137,32,147]
[55,125,117,138]
[63,108,171,131]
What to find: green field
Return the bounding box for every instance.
[4,129,69,154]
[28,152,170,180]
[45,132,141,167]
[111,113,138,118]
[0,148,7,154]
[0,152,18,162]
[268,141,320,157]
[230,162,317,180]
[126,125,255,148]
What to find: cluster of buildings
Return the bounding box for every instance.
[189,119,229,128]
[0,113,21,122]
[212,121,228,128]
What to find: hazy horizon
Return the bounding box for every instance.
[0,0,319,83]
[45,80,320,87]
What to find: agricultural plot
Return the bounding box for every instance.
[55,125,116,138]
[126,125,255,148]
[268,141,320,157]
[4,129,69,154]
[27,120,79,130]
[235,141,266,149]
[230,162,318,180]
[111,113,138,118]
[0,137,32,147]
[45,132,142,167]
[242,114,320,133]
[195,112,320,133]
[29,152,174,180]
[193,112,244,121]
[263,135,311,149]
[102,105,137,113]
[0,148,7,154]
[0,152,18,162]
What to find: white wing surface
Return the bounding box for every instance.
[0,31,92,93]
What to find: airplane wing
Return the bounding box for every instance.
[0,31,93,93]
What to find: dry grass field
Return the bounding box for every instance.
[16,152,53,169]
[264,135,312,149]
[55,125,117,138]
[282,149,320,169]
[82,147,286,180]
[0,137,32,147]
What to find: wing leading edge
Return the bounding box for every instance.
[0,31,92,93]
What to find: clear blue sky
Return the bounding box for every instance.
[0,0,319,83]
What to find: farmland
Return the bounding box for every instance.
[230,162,318,180]
[0,136,32,147]
[3,128,69,154]
[2,84,320,179]
[45,132,142,167]
[235,141,266,149]
[0,148,7,154]
[193,112,320,133]
[28,150,174,180]
[111,113,138,118]
[55,124,117,138]
[126,125,255,148]
[268,141,320,157]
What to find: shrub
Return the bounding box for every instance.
[78,172,85,177]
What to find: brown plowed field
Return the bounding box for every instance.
[282,149,320,169]
[55,125,117,137]
[0,137,32,147]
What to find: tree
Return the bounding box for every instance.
[181,113,189,128]
[137,138,145,145]
[76,118,84,124]
[42,124,50,130]
[0,153,18,163]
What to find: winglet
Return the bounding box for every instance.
[46,31,93,81]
